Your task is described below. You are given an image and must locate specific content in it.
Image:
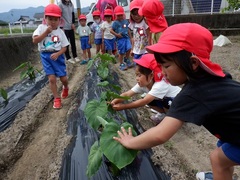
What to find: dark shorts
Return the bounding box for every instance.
[133,54,144,60]
[217,140,240,164]
[40,52,66,77]
[104,38,115,51]
[80,36,92,50]
[148,97,174,109]
[116,38,132,55]
[94,38,102,45]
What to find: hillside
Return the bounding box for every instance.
[0,6,90,23]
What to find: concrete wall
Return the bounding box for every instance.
[0,35,37,79]
[166,13,240,36]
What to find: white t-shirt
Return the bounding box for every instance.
[101,21,115,39]
[128,20,149,55]
[76,25,92,37]
[33,24,69,52]
[131,80,181,99]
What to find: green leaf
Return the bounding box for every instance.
[0,88,8,101]
[20,70,28,79]
[84,100,108,130]
[87,58,94,70]
[110,84,121,92]
[96,116,109,128]
[107,91,131,101]
[97,64,109,80]
[100,122,138,169]
[86,141,103,178]
[13,62,27,72]
[97,81,109,87]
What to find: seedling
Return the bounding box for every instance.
[13,61,42,80]
[84,53,139,177]
[0,88,8,101]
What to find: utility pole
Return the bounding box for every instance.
[76,0,81,17]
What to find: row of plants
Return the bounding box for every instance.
[0,61,41,103]
[83,53,139,178]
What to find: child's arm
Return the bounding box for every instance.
[146,27,152,45]
[110,28,122,38]
[33,26,52,44]
[111,90,135,105]
[112,93,155,111]
[50,46,67,61]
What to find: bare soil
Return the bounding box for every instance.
[0,36,240,180]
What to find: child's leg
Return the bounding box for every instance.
[96,44,100,54]
[87,48,91,59]
[125,49,131,59]
[48,75,59,98]
[60,76,68,88]
[210,142,239,179]
[82,49,87,60]
[118,54,124,64]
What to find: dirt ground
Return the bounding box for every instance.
[0,36,240,180]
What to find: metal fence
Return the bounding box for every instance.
[161,0,229,16]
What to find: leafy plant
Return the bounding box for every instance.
[0,88,8,101]
[13,61,42,80]
[222,0,240,12]
[84,53,139,177]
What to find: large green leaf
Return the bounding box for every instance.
[100,122,138,169]
[84,100,108,130]
[86,141,103,178]
[97,64,109,80]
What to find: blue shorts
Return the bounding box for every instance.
[217,140,240,164]
[80,36,92,50]
[133,54,144,60]
[40,52,66,77]
[148,97,174,109]
[116,38,132,55]
[94,38,102,45]
[104,38,115,51]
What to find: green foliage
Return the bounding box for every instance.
[0,88,8,101]
[222,0,240,12]
[84,53,138,177]
[13,61,41,80]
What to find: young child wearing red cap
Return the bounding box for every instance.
[110,5,134,71]
[101,9,116,55]
[128,0,151,60]
[90,10,103,54]
[111,53,181,124]
[76,14,92,65]
[113,23,240,180]
[138,0,168,44]
[33,4,70,109]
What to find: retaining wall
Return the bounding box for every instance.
[0,35,37,79]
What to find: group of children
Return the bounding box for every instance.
[32,2,240,179]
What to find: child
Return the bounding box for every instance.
[138,0,168,44]
[32,4,69,109]
[113,23,240,180]
[76,14,92,65]
[110,5,133,71]
[128,0,150,59]
[90,10,103,54]
[111,54,181,124]
[101,9,116,55]
[58,0,80,64]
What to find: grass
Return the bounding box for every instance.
[0,27,35,35]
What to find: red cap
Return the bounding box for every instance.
[44,4,62,17]
[79,14,86,20]
[92,10,101,16]
[147,23,225,77]
[130,0,144,11]
[114,5,124,15]
[104,9,113,16]
[134,54,163,82]
[138,0,167,33]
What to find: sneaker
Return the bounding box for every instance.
[196,172,213,180]
[119,63,128,71]
[67,59,76,64]
[150,113,166,124]
[53,98,62,109]
[80,60,88,65]
[61,87,69,99]
[88,58,92,61]
[124,58,134,68]
[74,57,81,62]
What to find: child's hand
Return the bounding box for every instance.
[46,26,53,34]
[88,40,91,45]
[50,52,59,61]
[111,103,125,111]
[116,33,123,38]
[130,50,134,57]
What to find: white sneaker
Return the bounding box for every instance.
[196,172,213,180]
[67,59,76,64]
[74,57,80,62]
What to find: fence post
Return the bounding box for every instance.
[20,20,23,34]
[172,0,175,17]
[9,23,12,35]
[211,0,214,14]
